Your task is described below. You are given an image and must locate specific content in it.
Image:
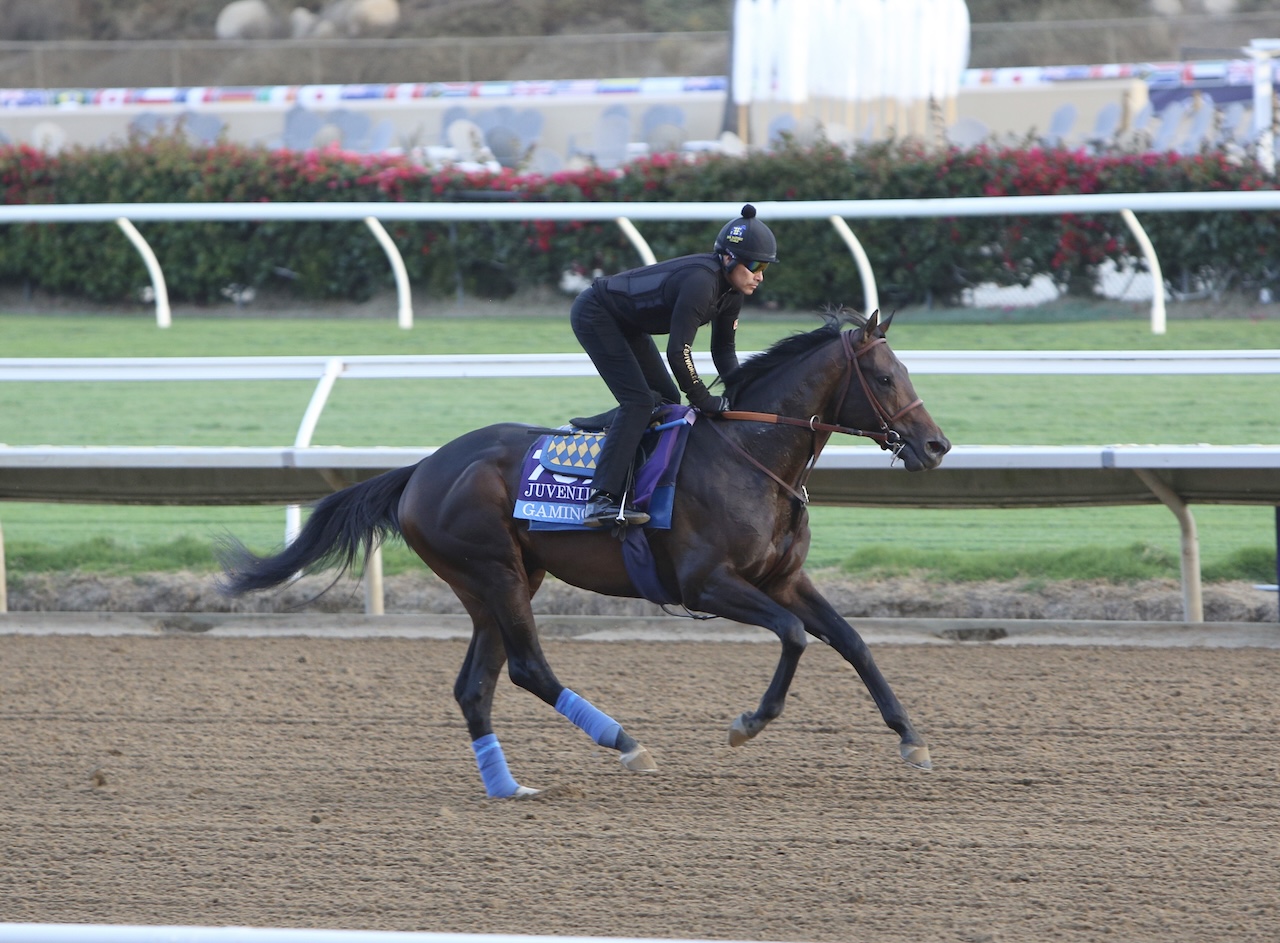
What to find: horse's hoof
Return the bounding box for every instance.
[620,745,657,772]
[900,742,932,770]
[728,712,756,748]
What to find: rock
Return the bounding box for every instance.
[288,7,317,38]
[300,0,400,38]
[348,0,400,32]
[215,0,278,40]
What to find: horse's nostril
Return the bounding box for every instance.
[930,438,951,456]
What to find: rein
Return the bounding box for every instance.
[709,328,924,506]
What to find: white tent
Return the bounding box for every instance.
[730,0,970,145]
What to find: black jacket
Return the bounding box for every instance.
[590,252,741,403]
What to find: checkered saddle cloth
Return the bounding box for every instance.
[538,431,605,475]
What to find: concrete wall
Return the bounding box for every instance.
[0,73,1225,165]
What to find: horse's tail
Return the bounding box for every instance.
[217,463,418,596]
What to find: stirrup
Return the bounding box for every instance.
[583,505,650,528]
[582,492,649,528]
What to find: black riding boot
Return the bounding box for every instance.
[582,490,650,528]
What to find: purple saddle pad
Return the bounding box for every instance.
[514,404,694,532]
[513,404,695,605]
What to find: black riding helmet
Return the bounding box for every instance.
[714,203,779,269]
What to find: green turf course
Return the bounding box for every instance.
[2,306,1278,582]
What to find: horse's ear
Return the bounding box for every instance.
[881,309,895,334]
[865,308,881,334]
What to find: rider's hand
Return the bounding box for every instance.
[694,394,731,415]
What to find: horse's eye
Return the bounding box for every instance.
[877,375,892,386]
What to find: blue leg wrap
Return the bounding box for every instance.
[470,733,522,798]
[555,688,622,749]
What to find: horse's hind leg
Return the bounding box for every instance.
[403,457,653,792]
[682,572,809,747]
[492,578,658,774]
[448,567,657,793]
[453,602,538,798]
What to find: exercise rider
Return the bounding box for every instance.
[569,203,779,528]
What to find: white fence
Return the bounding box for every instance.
[7,348,1280,383]
[7,192,1280,334]
[3,350,1279,622]
[2,441,1278,624]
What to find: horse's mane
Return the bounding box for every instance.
[722,308,867,401]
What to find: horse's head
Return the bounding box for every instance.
[838,309,951,471]
[722,309,950,471]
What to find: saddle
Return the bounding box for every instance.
[567,406,618,432]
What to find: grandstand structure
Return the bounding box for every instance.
[2,11,1280,167]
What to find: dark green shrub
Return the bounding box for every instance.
[2,134,1276,309]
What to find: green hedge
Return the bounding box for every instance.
[2,135,1277,310]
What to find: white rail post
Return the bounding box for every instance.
[288,358,386,615]
[363,217,414,329]
[287,358,346,544]
[115,218,171,328]
[1133,468,1204,623]
[364,544,385,615]
[1120,209,1167,336]
[828,215,879,314]
[615,216,657,265]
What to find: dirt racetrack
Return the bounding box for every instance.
[2,629,1278,943]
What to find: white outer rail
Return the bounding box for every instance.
[6,193,1280,223]
[3,351,1280,621]
[7,192,1280,333]
[3,443,1279,623]
[5,349,1280,383]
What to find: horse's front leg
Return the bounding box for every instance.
[684,571,809,747]
[786,574,931,770]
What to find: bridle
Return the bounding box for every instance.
[704,327,924,506]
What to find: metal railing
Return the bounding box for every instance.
[4,350,1280,621]
[13,192,1280,335]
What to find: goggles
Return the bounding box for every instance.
[736,258,770,274]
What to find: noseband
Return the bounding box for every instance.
[838,328,925,458]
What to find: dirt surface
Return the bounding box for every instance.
[9,569,1279,623]
[2,631,1278,942]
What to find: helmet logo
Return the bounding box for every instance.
[725,224,746,245]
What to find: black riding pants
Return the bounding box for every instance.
[570,289,681,497]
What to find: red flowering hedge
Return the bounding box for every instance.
[1,134,1276,310]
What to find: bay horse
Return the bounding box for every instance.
[219,309,951,797]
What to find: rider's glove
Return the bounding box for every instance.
[693,393,731,415]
